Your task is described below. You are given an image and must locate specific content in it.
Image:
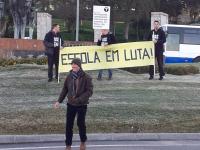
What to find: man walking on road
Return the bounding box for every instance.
[148,20,166,80]
[43,24,64,82]
[54,58,93,150]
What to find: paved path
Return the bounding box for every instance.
[1,140,200,150]
[1,133,200,150]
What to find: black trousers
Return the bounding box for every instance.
[149,52,165,77]
[65,103,87,146]
[47,52,59,79]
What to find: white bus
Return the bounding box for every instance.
[162,24,200,63]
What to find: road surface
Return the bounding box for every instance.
[1,140,200,150]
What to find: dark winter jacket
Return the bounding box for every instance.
[97,32,116,46]
[57,70,93,106]
[148,28,166,55]
[43,31,64,56]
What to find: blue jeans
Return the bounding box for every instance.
[98,69,112,79]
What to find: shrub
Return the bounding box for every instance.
[165,64,199,75]
[0,57,48,67]
[121,64,199,75]
[121,66,149,74]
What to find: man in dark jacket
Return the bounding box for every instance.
[43,24,64,82]
[54,58,93,150]
[148,20,166,80]
[97,29,116,80]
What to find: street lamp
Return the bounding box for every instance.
[75,0,79,41]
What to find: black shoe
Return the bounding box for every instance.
[149,76,153,80]
[48,78,53,82]
[55,77,60,81]
[163,73,166,76]
[97,77,102,81]
[107,77,112,80]
[159,76,163,80]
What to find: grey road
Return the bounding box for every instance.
[1,140,200,150]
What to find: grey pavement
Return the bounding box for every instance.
[1,133,200,144]
[1,140,200,150]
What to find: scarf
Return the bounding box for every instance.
[71,70,82,96]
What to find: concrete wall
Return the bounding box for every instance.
[151,12,169,29]
[0,38,45,58]
[37,12,52,40]
[0,38,95,58]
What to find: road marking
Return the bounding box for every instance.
[1,143,200,150]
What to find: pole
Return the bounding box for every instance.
[75,0,79,41]
[58,39,62,83]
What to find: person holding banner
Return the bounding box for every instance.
[43,24,64,82]
[97,29,116,80]
[54,58,93,150]
[148,20,166,80]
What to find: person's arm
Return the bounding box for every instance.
[59,33,64,47]
[75,76,93,104]
[58,77,68,103]
[97,38,101,46]
[157,30,166,45]
[54,77,69,109]
[43,32,54,48]
[61,38,64,47]
[109,34,116,44]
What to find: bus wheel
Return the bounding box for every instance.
[193,56,200,63]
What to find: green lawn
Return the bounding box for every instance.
[0,64,200,134]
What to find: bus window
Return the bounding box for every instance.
[166,34,180,51]
[183,33,200,45]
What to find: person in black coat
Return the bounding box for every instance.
[97,29,116,80]
[43,24,64,82]
[148,20,166,80]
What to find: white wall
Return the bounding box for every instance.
[37,12,52,40]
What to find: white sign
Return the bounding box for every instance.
[93,5,110,29]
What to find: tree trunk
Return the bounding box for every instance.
[136,15,139,41]
[14,23,19,39]
[0,18,8,37]
[20,16,26,38]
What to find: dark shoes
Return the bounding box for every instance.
[97,77,102,81]
[107,77,112,80]
[149,76,164,80]
[48,77,60,82]
[159,73,165,80]
[97,77,112,81]
[159,76,163,80]
[48,78,53,82]
[55,77,60,82]
[149,76,154,80]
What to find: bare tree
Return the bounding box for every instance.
[0,0,7,37]
[9,0,33,39]
[183,0,200,23]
